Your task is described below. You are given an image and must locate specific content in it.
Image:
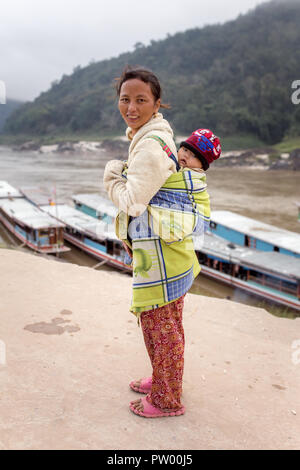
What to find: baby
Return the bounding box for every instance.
[178,128,221,173]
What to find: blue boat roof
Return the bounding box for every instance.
[194,232,300,281]
[211,210,300,255]
[72,193,117,218]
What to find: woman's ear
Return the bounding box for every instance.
[154,98,161,114]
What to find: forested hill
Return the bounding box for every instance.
[4,0,300,145]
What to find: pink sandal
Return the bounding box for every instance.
[129,377,152,394]
[130,396,185,418]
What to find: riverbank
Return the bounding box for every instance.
[0,248,299,450]
[1,135,299,170]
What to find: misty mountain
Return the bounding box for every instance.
[4,0,300,145]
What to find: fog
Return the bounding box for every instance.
[0,0,265,101]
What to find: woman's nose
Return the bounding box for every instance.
[128,101,137,113]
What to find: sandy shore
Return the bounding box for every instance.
[0,248,299,450]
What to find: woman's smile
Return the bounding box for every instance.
[127,115,139,122]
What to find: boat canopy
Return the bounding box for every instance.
[19,186,58,206]
[72,193,117,218]
[194,232,300,281]
[41,204,118,241]
[211,210,300,255]
[0,181,23,198]
[0,197,65,229]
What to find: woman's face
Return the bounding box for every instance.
[118,78,161,135]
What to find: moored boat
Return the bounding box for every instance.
[194,232,300,311]
[0,197,69,254]
[209,210,300,258]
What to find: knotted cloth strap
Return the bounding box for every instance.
[147,135,197,215]
[146,135,181,172]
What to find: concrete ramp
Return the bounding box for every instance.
[0,248,299,450]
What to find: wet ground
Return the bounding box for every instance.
[0,145,299,318]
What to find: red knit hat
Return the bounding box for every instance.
[180,128,221,170]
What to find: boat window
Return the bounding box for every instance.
[197,252,207,264]
[220,262,231,275]
[39,229,49,236]
[280,279,297,295]
[114,242,121,256]
[273,246,279,252]
[106,239,114,255]
[210,221,217,230]
[248,270,297,296]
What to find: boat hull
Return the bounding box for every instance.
[199,264,300,311]
[63,232,132,272]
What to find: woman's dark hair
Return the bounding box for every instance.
[115,65,170,109]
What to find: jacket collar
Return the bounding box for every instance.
[126,113,174,153]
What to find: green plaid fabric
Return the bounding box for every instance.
[115,163,210,316]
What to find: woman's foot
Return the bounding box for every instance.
[129,377,152,394]
[130,398,144,412]
[130,396,185,418]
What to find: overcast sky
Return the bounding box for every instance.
[1,0,266,102]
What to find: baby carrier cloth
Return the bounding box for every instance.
[115,135,211,315]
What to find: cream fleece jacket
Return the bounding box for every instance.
[103,113,178,217]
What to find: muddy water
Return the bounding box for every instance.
[0,145,299,317]
[207,167,300,233]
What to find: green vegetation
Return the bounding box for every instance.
[273,136,300,153]
[216,134,267,152]
[3,0,300,147]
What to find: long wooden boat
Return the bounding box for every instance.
[72,193,300,311]
[0,195,70,254]
[210,210,300,258]
[194,232,300,311]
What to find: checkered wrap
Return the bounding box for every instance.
[115,137,211,316]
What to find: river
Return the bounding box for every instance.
[0,145,299,318]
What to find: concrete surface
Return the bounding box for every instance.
[0,248,299,450]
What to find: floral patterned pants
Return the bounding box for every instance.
[140,294,186,411]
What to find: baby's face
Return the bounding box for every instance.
[178,146,203,169]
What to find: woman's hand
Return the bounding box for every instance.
[103,160,125,180]
[122,241,132,257]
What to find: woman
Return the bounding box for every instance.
[103,66,201,418]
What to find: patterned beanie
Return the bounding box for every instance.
[180,128,221,170]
